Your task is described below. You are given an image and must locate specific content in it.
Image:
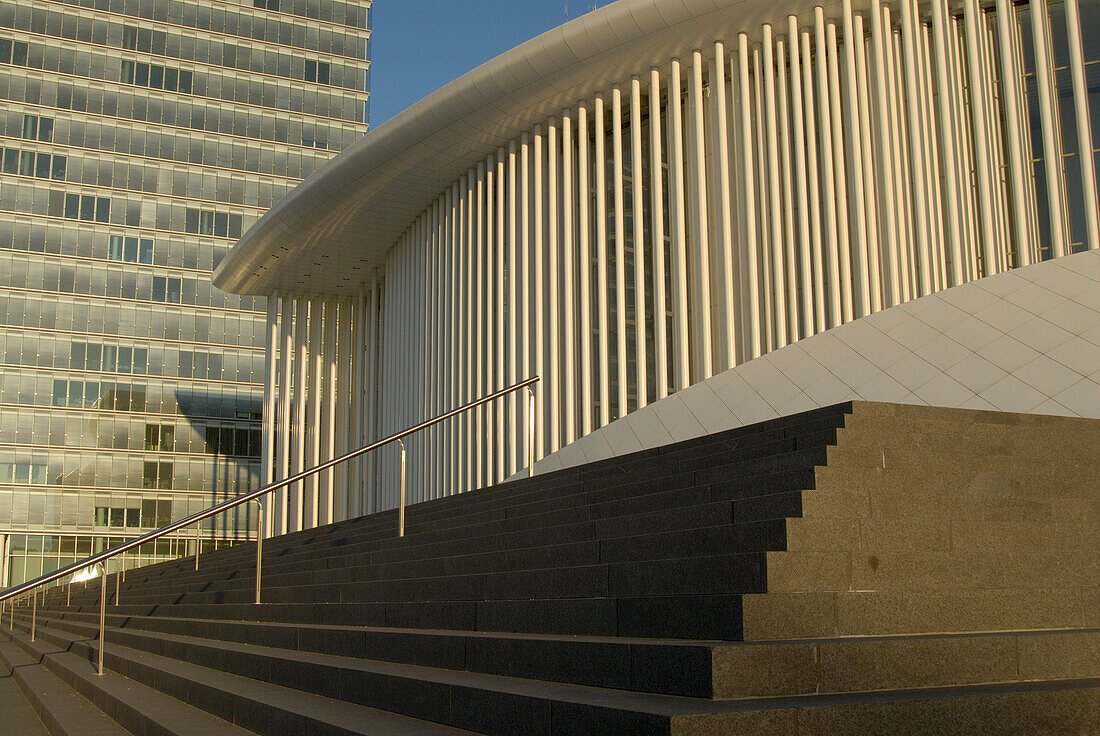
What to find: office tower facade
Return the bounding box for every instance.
[0,0,371,585]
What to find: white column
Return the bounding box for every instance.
[366,274,379,512]
[900,0,933,293]
[291,295,308,532]
[630,78,649,408]
[690,50,714,379]
[354,288,367,518]
[739,35,762,359]
[668,59,689,392]
[507,139,520,468]
[853,14,883,314]
[486,159,495,481]
[1066,0,1099,251]
[763,29,789,347]
[562,113,578,444]
[547,121,561,453]
[841,0,870,318]
[711,44,736,372]
[1029,0,1064,258]
[474,162,486,490]
[650,68,669,399]
[520,132,532,452]
[788,19,814,337]
[578,104,594,435]
[993,0,1031,267]
[776,38,800,340]
[826,21,854,322]
[753,46,773,350]
[533,127,545,460]
[307,297,323,528]
[611,87,628,417]
[445,185,458,493]
[815,10,841,328]
[928,0,961,289]
[594,97,611,425]
[276,294,293,535]
[460,171,472,491]
[333,299,348,522]
[801,30,826,335]
[261,291,278,536]
[495,150,507,475]
[962,0,999,277]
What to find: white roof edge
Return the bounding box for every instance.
[214,0,832,295]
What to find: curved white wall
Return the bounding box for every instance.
[246,0,1100,535]
[534,249,1100,474]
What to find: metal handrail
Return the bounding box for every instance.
[0,376,539,606]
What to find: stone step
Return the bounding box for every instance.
[784,517,1100,553]
[0,635,126,736]
[108,519,784,605]
[800,486,1100,522]
[3,626,254,736]
[711,627,1100,698]
[6,620,483,736]
[33,611,1100,701]
[15,613,1100,735]
[108,552,769,608]
[813,464,1097,499]
[765,549,1100,593]
[742,587,1100,640]
[60,591,750,639]
[675,680,1100,735]
[842,402,1100,443]
[98,469,813,604]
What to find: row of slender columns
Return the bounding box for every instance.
[263,0,1099,529]
[260,291,373,536]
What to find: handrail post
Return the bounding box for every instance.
[30,589,36,642]
[254,498,263,605]
[66,578,71,607]
[114,561,120,607]
[397,439,407,538]
[527,385,537,477]
[195,523,201,571]
[97,563,105,676]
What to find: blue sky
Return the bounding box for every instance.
[369,1,611,127]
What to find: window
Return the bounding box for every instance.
[185,208,242,238]
[70,342,147,375]
[108,235,154,264]
[6,148,64,180]
[142,461,173,490]
[302,138,327,150]
[253,0,279,10]
[120,59,192,93]
[305,60,330,85]
[152,276,182,303]
[140,499,172,528]
[0,38,29,66]
[94,507,140,528]
[145,424,174,451]
[3,463,49,485]
[22,115,53,142]
[63,194,110,222]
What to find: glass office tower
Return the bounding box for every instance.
[0,0,370,586]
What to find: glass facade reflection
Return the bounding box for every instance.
[0,0,370,586]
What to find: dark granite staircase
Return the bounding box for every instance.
[3,402,1098,734]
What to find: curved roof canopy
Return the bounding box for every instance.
[214,0,819,295]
